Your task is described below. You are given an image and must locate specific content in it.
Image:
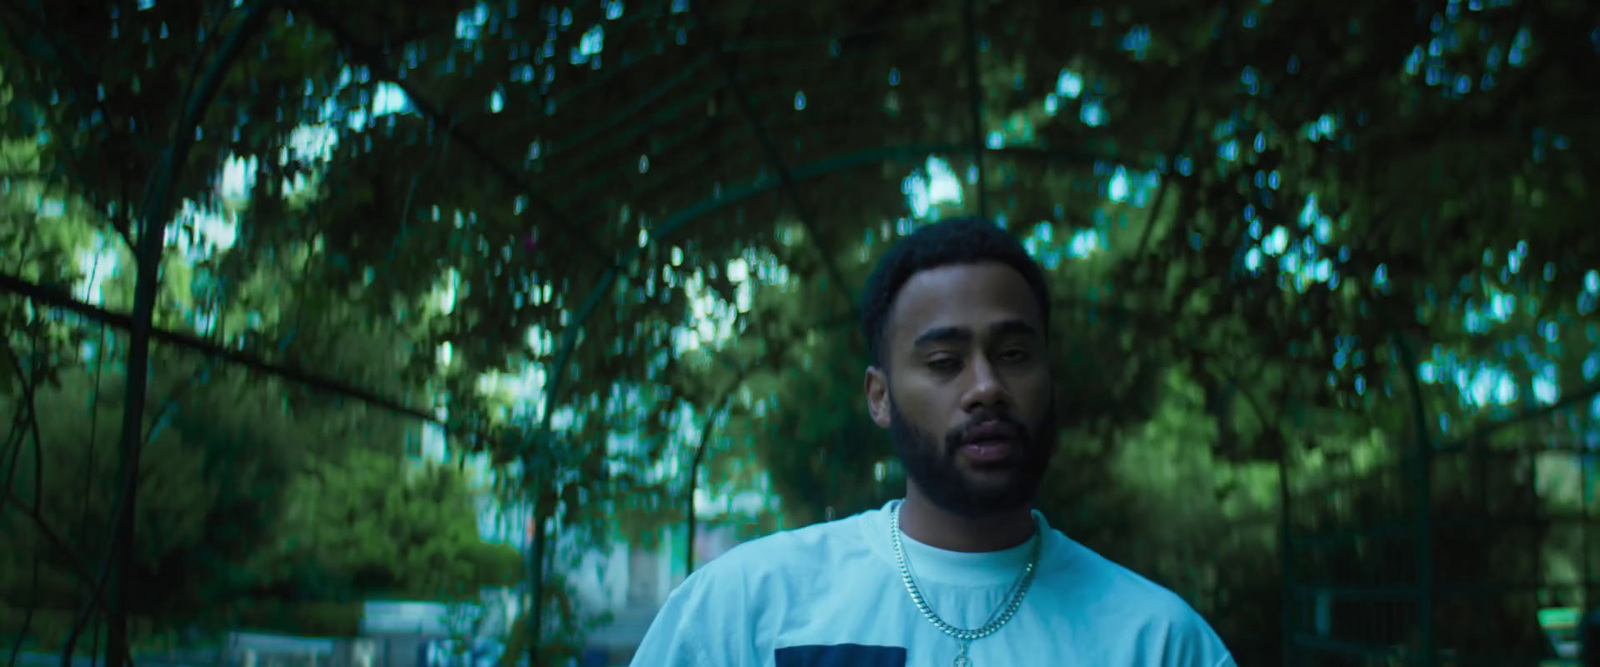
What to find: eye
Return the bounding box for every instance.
[997,349,1031,363]
[927,356,962,373]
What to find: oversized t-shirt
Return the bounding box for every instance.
[631,501,1235,666]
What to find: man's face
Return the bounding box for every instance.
[865,261,1057,519]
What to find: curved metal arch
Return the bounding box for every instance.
[535,140,1130,436]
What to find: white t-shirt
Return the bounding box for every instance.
[631,501,1236,666]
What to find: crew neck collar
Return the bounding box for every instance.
[859,499,1052,587]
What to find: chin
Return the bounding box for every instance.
[963,455,1026,471]
[958,468,1022,491]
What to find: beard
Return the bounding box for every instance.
[889,396,1057,520]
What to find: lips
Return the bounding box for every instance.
[960,441,1014,462]
[957,421,1022,463]
[961,421,1021,443]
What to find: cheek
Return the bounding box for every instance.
[893,385,951,432]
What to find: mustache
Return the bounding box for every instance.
[945,412,1029,447]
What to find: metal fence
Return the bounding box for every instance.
[1283,401,1600,666]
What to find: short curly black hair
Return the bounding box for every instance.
[860,216,1051,369]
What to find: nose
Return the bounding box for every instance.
[960,358,1011,413]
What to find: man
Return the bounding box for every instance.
[631,217,1235,666]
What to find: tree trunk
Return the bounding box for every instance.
[104,5,277,666]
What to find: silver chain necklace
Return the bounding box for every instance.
[889,500,1042,667]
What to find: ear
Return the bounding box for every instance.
[864,366,892,429]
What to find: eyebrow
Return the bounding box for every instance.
[910,319,1040,348]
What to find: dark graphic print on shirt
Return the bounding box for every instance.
[773,644,908,667]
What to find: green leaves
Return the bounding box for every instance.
[0,0,1594,662]
[272,450,516,603]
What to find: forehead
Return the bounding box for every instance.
[886,262,1044,348]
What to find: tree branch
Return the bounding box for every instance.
[2,489,98,593]
[0,271,494,446]
[2,322,48,667]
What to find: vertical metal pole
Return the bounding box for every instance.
[961,0,989,219]
[106,5,276,667]
[1412,425,1434,665]
[1278,433,1297,667]
[1475,442,1491,653]
[1584,430,1593,628]
[1393,332,1434,666]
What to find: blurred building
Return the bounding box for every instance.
[402,405,777,666]
[560,510,759,665]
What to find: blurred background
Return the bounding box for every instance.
[0,0,1596,666]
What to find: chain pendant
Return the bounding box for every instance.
[952,640,971,667]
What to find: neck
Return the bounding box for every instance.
[897,488,1036,553]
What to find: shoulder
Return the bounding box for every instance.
[1062,540,1198,615]
[675,511,873,601]
[1043,534,1235,665]
[631,513,880,665]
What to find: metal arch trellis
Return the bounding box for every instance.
[27,4,1597,666]
[10,3,1592,666]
